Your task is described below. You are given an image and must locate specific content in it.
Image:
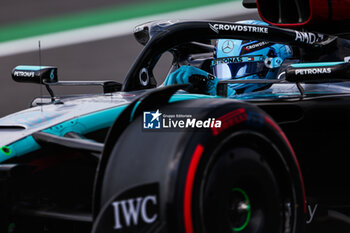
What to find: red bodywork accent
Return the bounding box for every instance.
[264,116,307,213]
[184,144,204,233]
[331,0,350,20]
[211,108,248,136]
[257,0,350,28]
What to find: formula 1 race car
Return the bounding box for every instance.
[2,0,350,233]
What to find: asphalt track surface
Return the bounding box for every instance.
[0,12,260,117]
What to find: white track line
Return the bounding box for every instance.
[0,1,255,57]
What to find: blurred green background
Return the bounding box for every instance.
[0,0,259,116]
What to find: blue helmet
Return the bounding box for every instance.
[212,20,292,95]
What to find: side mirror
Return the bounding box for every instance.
[12,66,58,84]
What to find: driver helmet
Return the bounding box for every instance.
[212,20,293,95]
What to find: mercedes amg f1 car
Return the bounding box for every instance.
[1,0,350,233]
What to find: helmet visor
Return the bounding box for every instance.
[212,56,266,80]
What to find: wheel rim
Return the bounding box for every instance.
[199,147,282,233]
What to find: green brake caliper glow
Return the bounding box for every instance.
[232,187,251,232]
[8,222,15,233]
[1,146,11,155]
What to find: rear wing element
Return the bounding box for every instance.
[244,0,350,33]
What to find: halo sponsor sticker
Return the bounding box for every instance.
[294,31,324,44]
[209,23,268,34]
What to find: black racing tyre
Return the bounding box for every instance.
[195,133,289,233]
[92,98,305,233]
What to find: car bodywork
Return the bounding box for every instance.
[2,2,350,232]
[0,91,211,160]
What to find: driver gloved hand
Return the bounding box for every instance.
[164,66,218,95]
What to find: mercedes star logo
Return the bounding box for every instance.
[222,40,234,54]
